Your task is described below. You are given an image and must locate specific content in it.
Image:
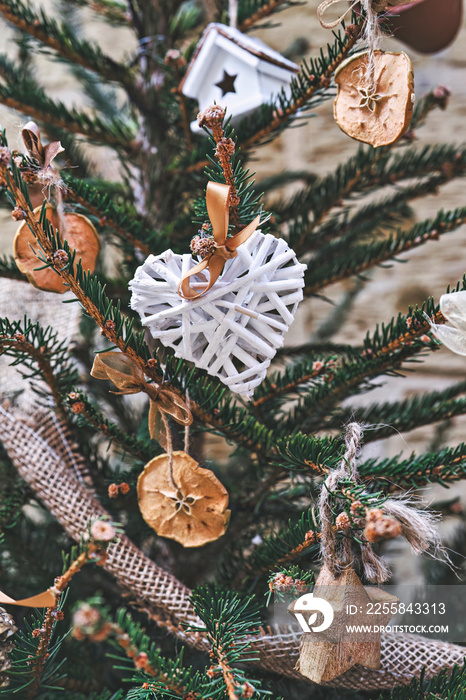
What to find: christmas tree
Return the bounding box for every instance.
[0,0,465,698]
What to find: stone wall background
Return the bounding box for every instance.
[0,0,466,580]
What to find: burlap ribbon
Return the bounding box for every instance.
[0,588,56,607]
[178,181,260,300]
[22,121,64,170]
[91,352,192,448]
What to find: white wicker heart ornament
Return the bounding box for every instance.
[129,184,306,398]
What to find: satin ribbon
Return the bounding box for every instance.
[22,121,64,170]
[91,352,192,448]
[0,588,56,607]
[178,181,260,300]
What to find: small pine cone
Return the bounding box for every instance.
[197,105,225,128]
[53,249,69,270]
[108,483,120,499]
[432,85,450,110]
[364,511,402,543]
[71,401,85,414]
[190,235,215,259]
[11,206,26,221]
[215,137,235,158]
[336,512,351,531]
[119,482,130,495]
[350,500,366,518]
[103,320,115,332]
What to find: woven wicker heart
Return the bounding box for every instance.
[130,230,306,398]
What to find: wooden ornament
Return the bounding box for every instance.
[14,205,100,293]
[130,230,305,399]
[334,50,414,148]
[137,451,231,548]
[180,23,298,133]
[290,564,398,684]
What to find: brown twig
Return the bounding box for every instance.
[239,0,290,31]
[0,2,145,109]
[198,106,240,229]
[0,95,132,150]
[0,337,67,418]
[65,186,151,256]
[27,543,103,699]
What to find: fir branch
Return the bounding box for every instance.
[27,541,110,699]
[190,586,265,700]
[62,174,164,256]
[330,380,466,440]
[383,664,466,700]
[0,254,27,281]
[304,206,466,295]
[67,0,129,25]
[276,128,466,237]
[288,173,447,255]
[238,0,296,31]
[66,392,156,462]
[242,511,320,580]
[253,355,337,408]
[0,73,134,149]
[361,443,466,489]
[0,0,145,107]
[0,316,79,415]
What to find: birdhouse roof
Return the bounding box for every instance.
[180,23,299,93]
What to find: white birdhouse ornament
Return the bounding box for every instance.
[129,182,306,399]
[180,23,299,133]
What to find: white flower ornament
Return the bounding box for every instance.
[427,291,466,355]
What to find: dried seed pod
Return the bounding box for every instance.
[138,451,230,547]
[334,50,414,148]
[14,205,100,293]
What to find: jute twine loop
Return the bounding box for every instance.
[318,422,363,576]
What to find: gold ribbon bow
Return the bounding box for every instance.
[91,352,192,449]
[178,181,261,300]
[0,588,56,607]
[22,121,64,170]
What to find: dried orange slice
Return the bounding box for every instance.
[14,204,100,293]
[334,50,414,148]
[137,451,230,547]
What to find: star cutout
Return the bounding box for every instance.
[357,85,385,113]
[290,564,398,684]
[215,70,237,97]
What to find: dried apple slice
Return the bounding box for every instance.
[334,50,414,148]
[138,451,230,547]
[14,205,100,293]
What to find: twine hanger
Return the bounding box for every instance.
[318,422,447,583]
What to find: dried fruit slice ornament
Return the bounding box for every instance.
[14,204,100,293]
[138,451,230,547]
[334,50,414,148]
